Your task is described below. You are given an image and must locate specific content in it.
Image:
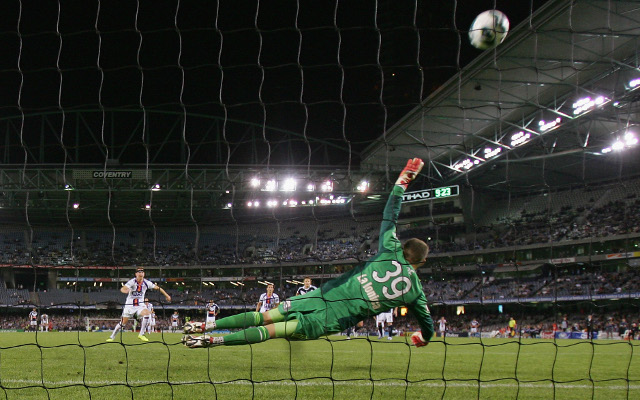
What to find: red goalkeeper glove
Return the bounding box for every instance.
[411,331,428,347]
[395,158,424,189]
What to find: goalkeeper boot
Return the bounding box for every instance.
[183,321,206,334]
[182,334,223,348]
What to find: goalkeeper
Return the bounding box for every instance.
[183,158,434,349]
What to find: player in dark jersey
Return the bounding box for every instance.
[183,159,434,349]
[295,277,317,296]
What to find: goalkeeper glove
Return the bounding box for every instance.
[182,321,205,334]
[395,158,424,190]
[411,331,428,348]
[182,334,223,348]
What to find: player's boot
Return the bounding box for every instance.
[138,334,149,342]
[183,321,205,334]
[106,338,114,342]
[183,321,216,334]
[182,334,223,348]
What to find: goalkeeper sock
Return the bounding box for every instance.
[214,312,264,330]
[221,326,270,346]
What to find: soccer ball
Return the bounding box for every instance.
[469,10,510,50]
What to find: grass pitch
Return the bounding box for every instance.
[0,332,639,399]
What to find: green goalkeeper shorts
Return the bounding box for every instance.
[278,289,343,339]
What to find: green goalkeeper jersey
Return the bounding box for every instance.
[287,185,434,340]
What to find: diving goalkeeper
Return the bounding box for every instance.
[183,158,434,349]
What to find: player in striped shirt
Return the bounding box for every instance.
[149,311,157,333]
[183,159,434,349]
[295,277,317,297]
[171,311,180,332]
[28,308,38,332]
[141,298,154,336]
[206,300,220,326]
[107,268,171,342]
[256,284,280,313]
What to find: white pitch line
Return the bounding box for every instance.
[1,379,639,391]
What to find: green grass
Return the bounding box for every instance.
[1,332,639,399]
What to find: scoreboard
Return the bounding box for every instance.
[402,185,459,203]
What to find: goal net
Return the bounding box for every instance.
[1,0,640,399]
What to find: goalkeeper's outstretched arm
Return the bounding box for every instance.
[378,158,424,254]
[408,294,434,348]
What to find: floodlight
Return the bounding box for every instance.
[510,131,531,147]
[484,147,502,158]
[281,178,296,192]
[538,117,562,132]
[265,179,277,192]
[612,141,624,151]
[624,132,638,146]
[320,180,333,192]
[250,177,260,187]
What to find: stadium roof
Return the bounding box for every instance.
[361,0,640,193]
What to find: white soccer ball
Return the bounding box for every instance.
[469,10,510,50]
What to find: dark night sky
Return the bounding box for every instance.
[0,0,548,166]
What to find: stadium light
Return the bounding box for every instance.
[624,132,638,146]
[320,180,333,192]
[572,96,608,116]
[250,177,260,187]
[611,140,624,151]
[306,183,315,192]
[281,178,296,192]
[484,147,502,159]
[510,131,531,147]
[264,179,277,192]
[357,180,369,192]
[72,203,80,209]
[151,184,161,191]
[538,117,562,132]
[225,202,232,208]
[267,199,278,207]
[144,204,151,210]
[629,78,640,89]
[289,199,298,207]
[453,158,474,171]
[64,184,73,191]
